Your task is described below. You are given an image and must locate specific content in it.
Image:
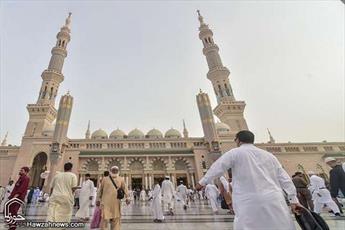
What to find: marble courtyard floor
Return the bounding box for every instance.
[1,200,344,229]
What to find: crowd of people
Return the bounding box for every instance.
[1,131,344,230]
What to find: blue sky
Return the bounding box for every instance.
[0,1,344,145]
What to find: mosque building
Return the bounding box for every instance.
[0,12,344,189]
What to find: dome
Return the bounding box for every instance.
[128,128,144,139]
[165,128,181,138]
[91,129,108,139]
[42,122,56,137]
[215,122,231,135]
[146,128,163,138]
[109,129,126,139]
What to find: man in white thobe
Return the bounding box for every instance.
[150,182,164,222]
[140,189,146,201]
[205,183,220,213]
[161,176,175,215]
[47,163,78,223]
[76,173,94,220]
[196,130,301,230]
[308,172,340,215]
[176,181,188,210]
[0,180,14,213]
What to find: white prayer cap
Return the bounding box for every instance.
[111,166,119,171]
[307,171,316,175]
[324,157,336,163]
[165,176,170,179]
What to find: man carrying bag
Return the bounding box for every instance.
[96,166,129,230]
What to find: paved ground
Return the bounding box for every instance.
[1,199,344,229]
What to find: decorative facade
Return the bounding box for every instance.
[0,12,344,190]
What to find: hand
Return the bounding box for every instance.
[125,199,130,205]
[195,183,203,191]
[290,203,303,215]
[96,201,100,207]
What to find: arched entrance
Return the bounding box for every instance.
[30,152,48,189]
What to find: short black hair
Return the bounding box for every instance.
[85,173,91,177]
[64,162,73,171]
[235,130,255,143]
[103,171,109,176]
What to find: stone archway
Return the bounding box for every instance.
[30,152,48,188]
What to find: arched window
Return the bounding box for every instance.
[224,84,231,96]
[175,160,187,170]
[152,160,165,171]
[129,160,144,171]
[87,160,99,171]
[218,85,223,97]
[62,40,65,47]
[49,87,54,99]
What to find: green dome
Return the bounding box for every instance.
[128,128,144,139]
[147,128,163,138]
[165,128,181,138]
[91,129,108,139]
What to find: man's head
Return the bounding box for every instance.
[179,180,184,185]
[85,173,91,180]
[234,130,255,147]
[9,180,14,185]
[165,176,170,180]
[103,171,109,177]
[64,162,73,172]
[307,171,316,177]
[294,172,303,177]
[110,166,119,174]
[324,157,337,168]
[19,166,30,176]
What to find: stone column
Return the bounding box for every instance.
[191,173,195,188]
[145,174,148,189]
[149,174,152,189]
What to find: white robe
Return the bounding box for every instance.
[75,179,94,219]
[176,184,188,206]
[199,144,297,230]
[161,179,175,211]
[151,184,164,220]
[140,190,146,201]
[309,175,340,214]
[205,184,219,212]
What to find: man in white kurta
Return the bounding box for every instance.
[0,180,14,213]
[150,183,164,222]
[176,181,188,210]
[75,173,94,220]
[205,183,220,213]
[47,163,78,223]
[196,130,300,230]
[161,176,175,215]
[308,173,340,215]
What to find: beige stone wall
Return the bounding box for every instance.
[0,148,19,186]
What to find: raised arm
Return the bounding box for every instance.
[198,150,235,186]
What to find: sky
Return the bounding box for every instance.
[0,1,344,145]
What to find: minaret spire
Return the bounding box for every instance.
[197,11,248,133]
[36,12,72,106]
[85,120,91,139]
[183,119,189,138]
[1,132,8,146]
[267,128,276,144]
[24,13,73,137]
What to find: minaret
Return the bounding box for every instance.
[196,90,221,162]
[197,10,248,133]
[24,13,72,137]
[85,120,91,139]
[44,92,73,192]
[267,128,276,144]
[1,132,8,146]
[182,120,189,138]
